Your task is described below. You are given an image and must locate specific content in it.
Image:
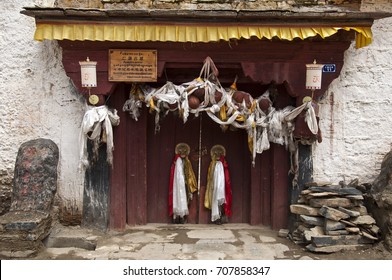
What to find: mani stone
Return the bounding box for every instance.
[309,197,354,208]
[290,204,319,216]
[325,229,349,236]
[360,231,378,241]
[351,215,376,225]
[319,206,350,221]
[299,215,324,226]
[311,235,374,248]
[308,186,363,196]
[11,138,59,212]
[325,220,346,231]
[352,205,368,215]
[346,227,360,233]
[303,226,324,242]
[306,244,369,253]
[337,206,361,217]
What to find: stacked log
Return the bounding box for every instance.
[290,180,380,253]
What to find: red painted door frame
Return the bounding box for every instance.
[59,34,352,230]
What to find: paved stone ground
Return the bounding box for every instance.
[22,223,392,260]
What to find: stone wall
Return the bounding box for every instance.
[313,16,392,184]
[0,0,85,217]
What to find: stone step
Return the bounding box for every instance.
[43,227,100,251]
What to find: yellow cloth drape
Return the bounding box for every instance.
[204,159,217,210]
[34,22,372,48]
[184,157,198,195]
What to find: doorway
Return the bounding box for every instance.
[109,82,293,228]
[146,110,251,224]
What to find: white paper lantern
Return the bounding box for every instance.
[306,61,323,90]
[79,57,97,88]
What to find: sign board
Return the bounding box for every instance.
[323,64,336,73]
[109,49,157,82]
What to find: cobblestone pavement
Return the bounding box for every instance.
[28,223,392,260]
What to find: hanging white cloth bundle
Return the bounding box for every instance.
[123,93,143,121]
[79,105,120,170]
[211,161,226,222]
[172,157,189,218]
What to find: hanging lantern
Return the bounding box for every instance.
[79,57,97,88]
[306,60,323,90]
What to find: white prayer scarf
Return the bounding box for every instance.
[172,157,189,218]
[211,161,226,222]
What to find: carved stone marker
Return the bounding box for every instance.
[11,138,59,212]
[0,138,59,258]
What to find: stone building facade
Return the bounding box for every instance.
[0,0,391,229]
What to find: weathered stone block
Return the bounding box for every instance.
[324,219,346,231]
[0,211,52,242]
[309,197,354,208]
[311,235,374,247]
[290,204,320,216]
[308,186,363,196]
[319,206,350,221]
[338,206,361,217]
[346,227,360,233]
[325,229,349,235]
[299,215,324,226]
[360,231,378,241]
[306,244,370,253]
[11,138,59,213]
[351,215,376,225]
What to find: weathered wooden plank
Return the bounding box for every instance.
[261,149,272,226]
[109,83,127,230]
[250,155,262,225]
[127,108,147,225]
[271,144,290,230]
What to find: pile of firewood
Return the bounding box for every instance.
[289,180,380,253]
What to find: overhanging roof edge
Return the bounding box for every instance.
[20,7,392,24]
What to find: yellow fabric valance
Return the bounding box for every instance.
[34,22,372,48]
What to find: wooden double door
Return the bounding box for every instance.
[147,111,251,224]
[110,83,291,228]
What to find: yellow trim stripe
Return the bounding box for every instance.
[34,22,372,48]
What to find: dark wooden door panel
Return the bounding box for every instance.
[147,113,200,223]
[198,114,251,224]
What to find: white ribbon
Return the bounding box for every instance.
[172,157,189,218]
[211,161,226,222]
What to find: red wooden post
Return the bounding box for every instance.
[126,109,148,225]
[270,144,290,230]
[109,83,127,230]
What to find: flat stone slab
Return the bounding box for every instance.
[187,229,235,239]
[306,244,369,253]
[319,206,350,221]
[351,215,376,225]
[299,215,324,226]
[309,198,354,208]
[0,211,50,231]
[0,211,52,242]
[290,204,319,216]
